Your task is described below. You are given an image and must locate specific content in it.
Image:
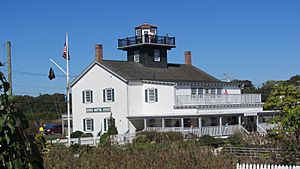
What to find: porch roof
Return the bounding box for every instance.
[127,114,201,119]
[127,110,278,119]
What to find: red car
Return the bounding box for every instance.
[44,125,62,135]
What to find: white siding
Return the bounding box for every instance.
[72,64,129,136]
[141,83,175,116]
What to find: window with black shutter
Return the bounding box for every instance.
[145,88,158,103]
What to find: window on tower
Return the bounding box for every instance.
[134,50,140,62]
[154,49,160,62]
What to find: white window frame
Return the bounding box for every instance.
[145,88,158,103]
[211,88,216,98]
[191,87,203,98]
[83,90,93,103]
[103,88,114,102]
[84,118,93,132]
[217,88,222,98]
[134,50,140,62]
[154,49,160,62]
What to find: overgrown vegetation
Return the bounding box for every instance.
[0,70,43,168]
[44,140,276,169]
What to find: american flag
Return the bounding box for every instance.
[62,42,70,60]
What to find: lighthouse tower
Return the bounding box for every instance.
[118,23,176,68]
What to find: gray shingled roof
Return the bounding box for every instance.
[101,60,221,83]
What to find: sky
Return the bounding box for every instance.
[0,0,299,96]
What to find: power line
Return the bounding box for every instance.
[0,68,78,78]
[12,70,78,78]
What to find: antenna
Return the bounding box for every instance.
[222,73,231,82]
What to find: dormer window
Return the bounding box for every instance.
[134,50,140,62]
[154,50,160,62]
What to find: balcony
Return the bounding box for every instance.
[118,35,176,49]
[175,94,261,106]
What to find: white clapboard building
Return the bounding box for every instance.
[71,23,276,137]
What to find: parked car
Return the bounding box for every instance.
[44,124,62,135]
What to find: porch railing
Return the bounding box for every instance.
[144,124,240,137]
[175,94,261,105]
[118,35,175,48]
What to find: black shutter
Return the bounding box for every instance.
[155,89,158,102]
[103,89,106,102]
[91,91,93,103]
[104,119,107,131]
[145,89,148,102]
[83,119,86,131]
[82,91,85,103]
[112,89,115,102]
[91,119,94,131]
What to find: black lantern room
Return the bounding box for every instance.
[118,23,176,68]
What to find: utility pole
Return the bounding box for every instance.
[6,41,12,96]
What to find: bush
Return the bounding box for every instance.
[132,134,150,144]
[226,132,244,146]
[99,133,110,146]
[71,130,84,138]
[135,131,184,144]
[198,135,224,148]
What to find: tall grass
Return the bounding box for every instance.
[43,141,274,169]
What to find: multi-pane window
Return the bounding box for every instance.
[217,88,222,98]
[145,89,158,102]
[83,118,94,132]
[211,88,216,98]
[103,88,115,102]
[210,88,222,98]
[82,90,93,103]
[191,88,203,98]
[154,50,160,62]
[134,50,140,62]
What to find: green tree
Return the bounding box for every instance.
[230,79,258,94]
[264,83,300,164]
[0,71,43,168]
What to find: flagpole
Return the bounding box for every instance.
[66,32,71,145]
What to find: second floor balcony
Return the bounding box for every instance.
[175,94,262,106]
[118,35,176,49]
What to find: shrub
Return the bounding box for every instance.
[135,131,184,144]
[198,135,224,148]
[226,132,244,147]
[132,134,150,144]
[99,133,110,146]
[71,130,84,138]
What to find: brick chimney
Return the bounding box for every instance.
[95,44,103,63]
[184,51,192,65]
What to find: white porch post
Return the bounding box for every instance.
[256,115,259,125]
[144,119,147,130]
[238,116,241,127]
[181,118,184,129]
[162,118,165,129]
[62,118,65,136]
[198,116,202,136]
[219,116,222,135]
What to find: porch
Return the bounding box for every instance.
[130,113,276,137]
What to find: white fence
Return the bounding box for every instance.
[237,163,300,169]
[48,137,100,146]
[48,132,136,146]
